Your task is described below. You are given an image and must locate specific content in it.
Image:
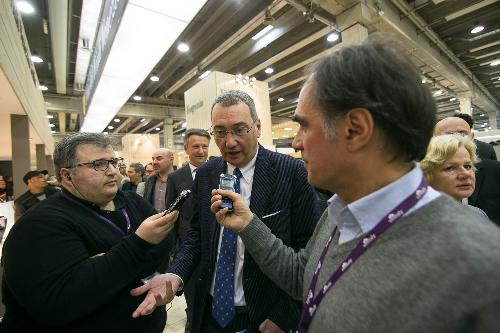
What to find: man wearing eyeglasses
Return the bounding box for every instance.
[131,90,319,333]
[1,133,178,333]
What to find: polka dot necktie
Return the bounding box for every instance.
[212,168,242,328]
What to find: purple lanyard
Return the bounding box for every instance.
[61,192,131,236]
[299,177,427,332]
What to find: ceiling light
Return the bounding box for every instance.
[177,43,189,52]
[114,118,120,122]
[251,77,256,82]
[433,90,443,96]
[16,1,35,14]
[49,123,55,128]
[155,127,160,131]
[421,78,426,83]
[326,31,339,42]
[471,24,484,34]
[140,118,146,122]
[31,53,43,63]
[80,0,208,132]
[103,131,108,135]
[47,114,53,119]
[490,60,500,66]
[252,25,273,40]
[282,135,289,138]
[265,67,274,74]
[107,125,114,129]
[150,74,159,81]
[284,127,293,131]
[181,133,185,137]
[51,130,56,134]
[133,95,142,101]
[181,122,187,128]
[278,97,285,102]
[39,84,48,91]
[199,70,211,79]
[449,97,457,102]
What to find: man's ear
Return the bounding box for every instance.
[343,108,374,152]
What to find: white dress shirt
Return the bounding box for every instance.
[188,163,198,180]
[327,164,441,244]
[209,147,259,306]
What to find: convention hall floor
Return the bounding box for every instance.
[163,295,187,333]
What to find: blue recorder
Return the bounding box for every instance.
[219,174,237,211]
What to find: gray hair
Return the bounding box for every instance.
[129,162,145,176]
[184,128,210,146]
[53,133,114,181]
[211,90,257,121]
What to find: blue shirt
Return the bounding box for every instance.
[327,165,441,244]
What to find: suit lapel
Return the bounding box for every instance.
[208,158,226,261]
[250,146,277,219]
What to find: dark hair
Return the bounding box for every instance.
[129,163,145,176]
[211,90,257,121]
[308,34,436,162]
[53,133,114,181]
[453,113,474,129]
[184,128,211,146]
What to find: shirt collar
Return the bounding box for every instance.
[328,164,424,235]
[189,163,198,174]
[227,146,259,183]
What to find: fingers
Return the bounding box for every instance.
[259,319,267,332]
[212,188,240,200]
[132,294,157,318]
[130,284,149,297]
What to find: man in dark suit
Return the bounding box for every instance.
[14,170,59,221]
[131,90,319,333]
[165,128,210,330]
[453,113,497,161]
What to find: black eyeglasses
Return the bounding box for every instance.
[67,157,124,172]
[210,121,256,139]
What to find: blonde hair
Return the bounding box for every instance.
[420,134,479,182]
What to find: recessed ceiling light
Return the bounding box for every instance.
[433,90,443,96]
[278,97,285,102]
[284,127,293,131]
[150,75,159,81]
[251,77,256,82]
[140,118,146,122]
[103,131,108,135]
[49,123,55,128]
[252,25,273,40]
[199,71,211,79]
[155,127,160,131]
[421,78,427,83]
[265,67,274,74]
[326,31,339,42]
[181,122,187,128]
[16,1,35,14]
[39,84,48,91]
[471,25,484,34]
[47,114,53,119]
[31,54,43,63]
[133,95,142,101]
[177,43,190,52]
[107,125,114,129]
[449,97,456,102]
[114,118,120,123]
[181,133,185,137]
[51,130,56,134]
[490,60,500,66]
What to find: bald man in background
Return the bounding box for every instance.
[144,148,176,267]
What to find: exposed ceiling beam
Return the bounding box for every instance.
[48,0,68,94]
[129,119,150,134]
[444,0,498,21]
[163,0,288,97]
[144,121,163,134]
[113,117,133,133]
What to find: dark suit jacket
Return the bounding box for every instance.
[475,139,497,161]
[469,159,500,226]
[13,187,59,221]
[168,146,319,332]
[165,164,195,246]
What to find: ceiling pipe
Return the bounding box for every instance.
[47,0,68,94]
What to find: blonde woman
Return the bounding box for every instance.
[420,134,487,217]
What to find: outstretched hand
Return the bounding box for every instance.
[210,189,254,233]
[130,274,181,318]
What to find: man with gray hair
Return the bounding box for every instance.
[1,133,178,332]
[131,90,319,333]
[123,162,146,196]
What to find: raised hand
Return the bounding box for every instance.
[210,189,254,233]
[135,211,178,245]
[130,274,181,318]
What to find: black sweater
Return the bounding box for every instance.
[2,190,169,333]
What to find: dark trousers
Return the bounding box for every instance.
[201,295,254,333]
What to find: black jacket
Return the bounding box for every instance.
[469,159,500,226]
[475,139,497,161]
[13,186,59,221]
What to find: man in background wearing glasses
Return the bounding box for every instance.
[2,133,178,333]
[131,90,319,333]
